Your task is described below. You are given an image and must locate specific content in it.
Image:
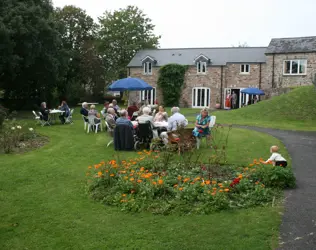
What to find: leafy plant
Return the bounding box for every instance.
[157,64,188,106]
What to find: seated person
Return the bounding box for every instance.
[192,108,211,138]
[39,102,50,121]
[59,101,70,124]
[111,99,120,112]
[80,102,89,121]
[264,145,287,167]
[101,101,110,118]
[116,109,133,129]
[160,107,188,145]
[105,108,116,131]
[136,107,158,138]
[153,105,168,122]
[88,104,101,124]
[127,102,139,118]
[109,103,119,117]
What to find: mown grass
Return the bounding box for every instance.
[0,110,289,250]
[212,86,316,131]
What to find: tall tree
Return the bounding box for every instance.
[0,0,64,107]
[98,5,160,82]
[53,5,101,102]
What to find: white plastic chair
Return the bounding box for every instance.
[209,116,216,128]
[104,121,114,147]
[82,115,88,130]
[38,111,51,126]
[87,116,103,134]
[32,111,41,124]
[64,109,74,124]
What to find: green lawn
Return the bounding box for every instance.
[0,111,289,250]
[212,86,316,131]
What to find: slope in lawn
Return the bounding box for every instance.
[214,86,316,130]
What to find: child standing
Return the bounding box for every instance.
[265,145,287,167]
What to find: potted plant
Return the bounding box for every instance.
[215,97,221,109]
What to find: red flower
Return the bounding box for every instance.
[230,177,241,187]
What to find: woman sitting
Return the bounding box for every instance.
[88,104,101,124]
[59,101,70,124]
[153,105,168,122]
[192,108,211,138]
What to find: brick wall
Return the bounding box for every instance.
[264,53,316,89]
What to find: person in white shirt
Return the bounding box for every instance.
[160,107,188,145]
[136,107,158,138]
[265,145,287,167]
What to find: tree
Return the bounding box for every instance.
[232,42,249,47]
[0,0,64,108]
[98,5,160,82]
[53,5,102,103]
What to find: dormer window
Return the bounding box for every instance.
[197,61,207,74]
[143,62,152,75]
[194,54,209,74]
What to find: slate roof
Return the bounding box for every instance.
[266,36,316,54]
[127,47,267,67]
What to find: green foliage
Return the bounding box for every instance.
[157,64,188,106]
[87,151,294,215]
[98,5,160,81]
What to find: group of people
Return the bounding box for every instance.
[39,101,70,124]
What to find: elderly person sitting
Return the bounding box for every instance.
[127,101,139,118]
[80,102,89,116]
[192,108,211,138]
[58,100,70,124]
[39,102,50,121]
[116,109,133,129]
[111,99,120,112]
[136,106,158,138]
[153,105,168,122]
[160,107,188,145]
[88,104,101,124]
[105,107,116,130]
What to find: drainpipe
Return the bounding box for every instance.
[128,67,131,76]
[259,63,262,101]
[272,54,275,88]
[220,66,223,108]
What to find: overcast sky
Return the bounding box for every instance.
[52,0,316,48]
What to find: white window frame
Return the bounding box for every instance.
[197,61,207,74]
[240,64,250,74]
[143,61,152,75]
[192,87,210,108]
[283,59,307,75]
[139,87,156,105]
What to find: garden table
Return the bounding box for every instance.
[49,110,64,124]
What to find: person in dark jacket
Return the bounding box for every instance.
[39,102,50,121]
[80,102,89,116]
[59,101,70,124]
[114,110,134,151]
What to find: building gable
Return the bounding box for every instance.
[266,36,316,54]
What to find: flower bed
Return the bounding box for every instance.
[86,151,295,215]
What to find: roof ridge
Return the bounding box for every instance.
[142,46,267,50]
[271,35,316,40]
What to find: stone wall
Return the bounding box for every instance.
[265,53,316,89]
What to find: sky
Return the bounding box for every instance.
[52,0,316,48]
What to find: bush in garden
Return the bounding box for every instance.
[86,152,295,215]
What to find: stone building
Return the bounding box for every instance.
[127,36,316,109]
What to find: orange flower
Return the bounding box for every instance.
[249,163,254,167]
[152,181,157,185]
[177,176,182,181]
[179,187,183,191]
[137,179,142,183]
[130,178,135,181]
[212,180,217,184]
[109,160,116,165]
[224,188,229,192]
[95,165,100,169]
[100,161,105,165]
[244,167,249,171]
[238,174,243,179]
[110,174,115,177]
[88,166,92,169]
[97,171,102,177]
[212,187,217,191]
[131,170,135,173]
[205,180,211,185]
[194,177,201,181]
[219,189,223,193]
[255,181,259,185]
[190,182,195,185]
[140,167,145,172]
[158,179,163,185]
[218,183,223,186]
[131,190,135,194]
[137,152,143,155]
[122,194,126,197]
[129,173,134,176]
[173,184,178,188]
[132,162,137,165]
[105,170,109,173]
[183,178,190,183]
[211,192,216,196]
[124,176,128,180]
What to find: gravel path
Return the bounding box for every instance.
[235,126,316,250]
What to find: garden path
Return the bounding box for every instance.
[236,126,316,250]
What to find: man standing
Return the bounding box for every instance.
[231,91,237,109]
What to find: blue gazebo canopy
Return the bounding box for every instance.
[108,77,153,91]
[241,88,265,95]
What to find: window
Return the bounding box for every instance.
[197,61,207,74]
[192,87,210,108]
[139,87,156,105]
[240,64,250,74]
[143,62,152,75]
[283,60,307,75]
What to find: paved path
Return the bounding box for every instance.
[236,126,316,250]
